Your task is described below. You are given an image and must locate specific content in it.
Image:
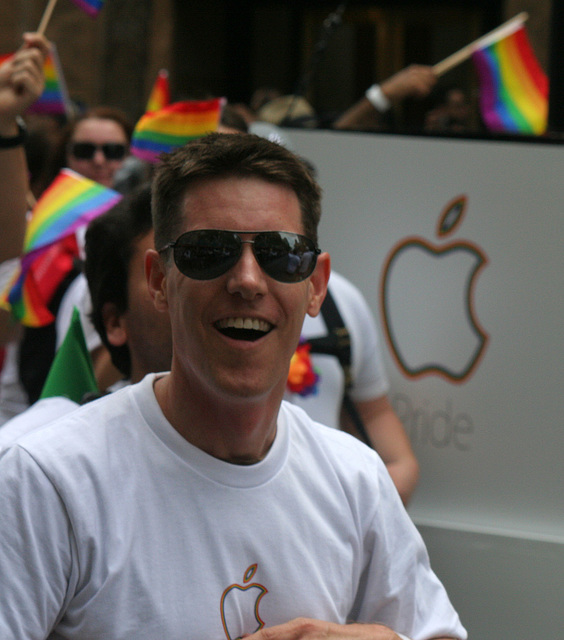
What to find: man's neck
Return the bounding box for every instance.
[153,373,283,464]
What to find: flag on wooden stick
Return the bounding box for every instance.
[471,22,548,134]
[27,44,72,117]
[432,13,548,135]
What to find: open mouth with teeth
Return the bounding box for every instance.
[215,317,273,341]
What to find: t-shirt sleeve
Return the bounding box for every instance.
[0,444,77,638]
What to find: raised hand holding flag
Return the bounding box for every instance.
[433,12,548,135]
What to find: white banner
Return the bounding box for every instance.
[290,128,564,541]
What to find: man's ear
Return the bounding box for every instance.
[306,252,331,318]
[102,302,127,347]
[146,248,169,312]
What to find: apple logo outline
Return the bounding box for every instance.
[380,195,489,383]
[220,563,268,640]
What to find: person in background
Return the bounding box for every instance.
[46,105,132,188]
[423,86,476,133]
[289,270,419,505]
[0,133,466,640]
[333,64,438,131]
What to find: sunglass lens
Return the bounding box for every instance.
[72,142,96,159]
[254,232,317,282]
[71,142,126,160]
[103,143,127,160]
[174,230,241,280]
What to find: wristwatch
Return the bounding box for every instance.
[0,117,27,149]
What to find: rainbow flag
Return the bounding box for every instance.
[146,69,170,113]
[0,45,71,117]
[131,98,225,163]
[72,0,105,17]
[1,170,122,326]
[2,235,79,327]
[28,45,71,117]
[23,169,122,255]
[472,23,548,134]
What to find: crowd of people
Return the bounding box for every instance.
[0,31,467,639]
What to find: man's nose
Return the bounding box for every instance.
[225,243,268,299]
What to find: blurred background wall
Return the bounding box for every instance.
[0,1,552,126]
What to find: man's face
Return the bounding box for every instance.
[149,175,329,402]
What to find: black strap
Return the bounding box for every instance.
[307,289,373,448]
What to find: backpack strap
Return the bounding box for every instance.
[307,288,353,390]
[307,289,373,448]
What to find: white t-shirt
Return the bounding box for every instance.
[286,271,389,428]
[0,374,466,640]
[0,395,79,452]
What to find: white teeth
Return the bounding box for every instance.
[217,317,271,332]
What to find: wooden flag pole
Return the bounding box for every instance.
[37,0,60,36]
[432,11,529,77]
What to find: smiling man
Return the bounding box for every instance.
[0,133,466,640]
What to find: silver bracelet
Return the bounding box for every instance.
[365,84,391,113]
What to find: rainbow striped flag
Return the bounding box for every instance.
[23,169,122,255]
[28,45,71,117]
[1,170,122,326]
[472,23,548,134]
[72,0,105,17]
[2,235,79,327]
[146,69,170,113]
[131,98,225,163]
[0,45,71,117]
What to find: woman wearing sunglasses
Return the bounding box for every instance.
[47,105,132,189]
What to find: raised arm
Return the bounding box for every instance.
[342,394,419,505]
[0,33,50,262]
[333,64,437,131]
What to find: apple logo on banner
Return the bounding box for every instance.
[380,195,489,383]
[220,564,268,640]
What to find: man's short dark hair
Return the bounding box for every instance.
[152,132,322,252]
[84,182,153,378]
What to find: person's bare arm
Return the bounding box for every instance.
[0,33,49,262]
[247,616,459,640]
[334,65,437,131]
[341,394,419,505]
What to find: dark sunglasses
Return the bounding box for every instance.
[160,229,321,283]
[70,142,127,161]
